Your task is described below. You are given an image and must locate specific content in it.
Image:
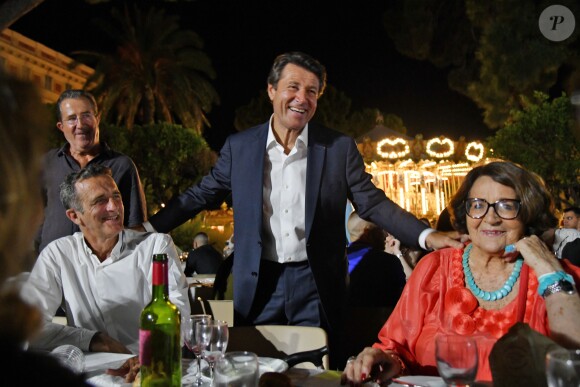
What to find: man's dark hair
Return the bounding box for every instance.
[267,51,327,97]
[55,89,99,122]
[60,164,113,212]
[563,207,580,216]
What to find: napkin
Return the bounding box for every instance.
[489,322,563,387]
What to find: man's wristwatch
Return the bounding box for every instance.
[542,279,577,298]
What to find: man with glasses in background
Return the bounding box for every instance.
[36,89,147,253]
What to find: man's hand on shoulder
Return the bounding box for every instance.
[425,230,465,250]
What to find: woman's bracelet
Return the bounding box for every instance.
[538,271,575,297]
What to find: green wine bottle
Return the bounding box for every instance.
[139,253,182,386]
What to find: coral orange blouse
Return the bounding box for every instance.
[373,246,580,381]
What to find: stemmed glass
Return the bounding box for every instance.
[435,334,478,386]
[546,348,580,386]
[184,314,213,386]
[204,320,229,381]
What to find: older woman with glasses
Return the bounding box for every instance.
[342,161,580,384]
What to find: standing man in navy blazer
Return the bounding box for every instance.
[140,52,461,358]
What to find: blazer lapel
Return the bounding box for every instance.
[242,125,268,228]
[305,128,326,239]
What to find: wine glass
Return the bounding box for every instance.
[184,314,212,386]
[50,344,85,374]
[546,348,580,387]
[435,334,478,386]
[203,320,229,381]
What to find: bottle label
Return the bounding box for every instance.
[152,261,168,285]
[139,329,152,366]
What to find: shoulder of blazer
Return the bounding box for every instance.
[308,121,353,147]
[228,122,269,143]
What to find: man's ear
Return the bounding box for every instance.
[65,208,82,226]
[267,84,276,102]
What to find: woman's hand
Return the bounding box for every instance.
[340,347,400,386]
[89,331,139,381]
[385,234,401,256]
[514,235,563,276]
[106,356,140,382]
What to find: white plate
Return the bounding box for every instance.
[389,375,446,387]
[258,357,289,376]
[86,373,131,387]
[84,352,136,372]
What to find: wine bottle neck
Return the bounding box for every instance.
[152,260,169,299]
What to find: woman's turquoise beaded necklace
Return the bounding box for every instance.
[462,244,523,301]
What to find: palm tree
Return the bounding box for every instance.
[76,4,219,133]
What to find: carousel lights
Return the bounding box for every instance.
[364,135,487,219]
[376,138,410,159]
[465,141,484,162]
[426,137,455,158]
[420,161,437,169]
[398,159,413,168]
[438,162,469,171]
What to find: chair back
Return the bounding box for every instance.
[207,299,234,326]
[228,325,329,369]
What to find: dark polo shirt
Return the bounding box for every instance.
[37,142,146,252]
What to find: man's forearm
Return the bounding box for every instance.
[29,321,96,351]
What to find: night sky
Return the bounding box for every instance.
[11,0,494,150]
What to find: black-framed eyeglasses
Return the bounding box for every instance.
[465,198,521,220]
[63,112,96,126]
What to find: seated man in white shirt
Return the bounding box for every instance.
[21,164,189,381]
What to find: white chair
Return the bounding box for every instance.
[228,325,329,369]
[207,299,234,327]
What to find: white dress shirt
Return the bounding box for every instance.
[21,229,190,354]
[261,121,309,263]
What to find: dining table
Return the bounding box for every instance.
[85,355,353,386]
[84,353,463,386]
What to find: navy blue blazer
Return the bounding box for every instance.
[149,121,428,329]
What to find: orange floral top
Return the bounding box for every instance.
[373,246,580,381]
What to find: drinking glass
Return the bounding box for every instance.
[435,334,478,386]
[213,351,259,387]
[184,314,212,386]
[203,320,229,381]
[546,348,580,387]
[50,344,85,373]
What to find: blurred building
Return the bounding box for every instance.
[0,28,93,103]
